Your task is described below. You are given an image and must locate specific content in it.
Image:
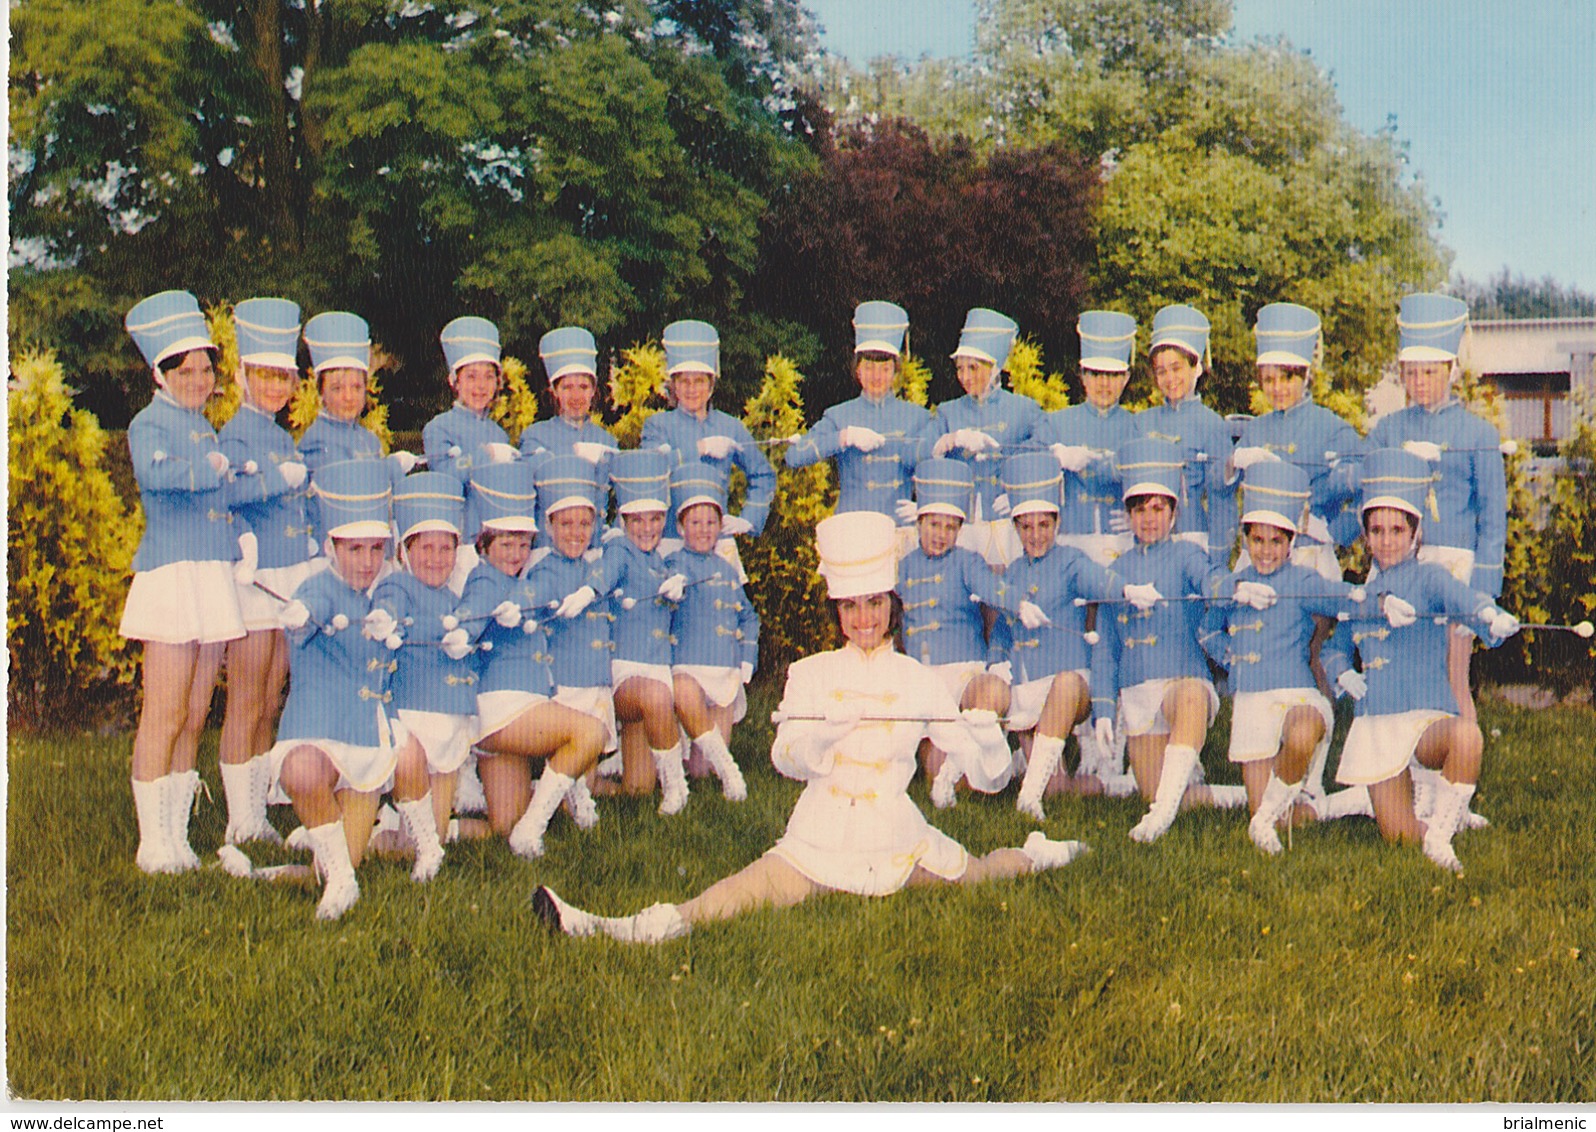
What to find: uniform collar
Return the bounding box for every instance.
[843,639,897,660]
[451,401,490,420]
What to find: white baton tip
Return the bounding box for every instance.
[1083,631,1101,646]
[1500,440,1518,456]
[1576,621,1595,639]
[1073,597,1088,607]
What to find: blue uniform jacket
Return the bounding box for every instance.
[372,570,479,715]
[999,543,1121,684]
[927,387,1043,517]
[127,393,239,571]
[1137,397,1238,559]
[218,403,314,569]
[1236,397,1365,548]
[785,392,932,516]
[529,548,616,689]
[665,547,759,671]
[1034,402,1144,537]
[298,414,385,545]
[278,567,394,746]
[898,545,1010,668]
[641,407,776,537]
[422,403,514,486]
[454,561,557,697]
[519,416,619,467]
[605,539,677,668]
[1199,562,1354,695]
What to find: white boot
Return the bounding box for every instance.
[454,755,488,814]
[1100,772,1141,798]
[694,729,746,802]
[132,777,177,874]
[1130,744,1198,843]
[1248,774,1302,856]
[1020,830,1089,871]
[1423,779,1474,874]
[1317,785,1373,820]
[305,821,360,920]
[654,741,689,816]
[533,886,689,944]
[1411,763,1442,821]
[509,768,575,859]
[564,775,599,831]
[1206,784,1249,809]
[165,769,202,871]
[1016,734,1065,821]
[248,755,284,843]
[221,760,281,845]
[595,751,624,778]
[217,844,255,877]
[396,795,446,882]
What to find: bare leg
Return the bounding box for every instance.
[1036,673,1090,796]
[605,676,673,796]
[220,629,280,767]
[1367,769,1423,845]
[676,853,825,925]
[1447,630,1476,722]
[171,643,226,775]
[477,754,530,837]
[132,641,212,781]
[906,849,1034,887]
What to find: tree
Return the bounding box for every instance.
[1455,270,1596,320]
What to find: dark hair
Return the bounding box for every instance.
[1242,521,1294,539]
[853,351,901,375]
[404,529,459,554]
[1125,493,1177,514]
[827,592,905,654]
[1361,507,1419,535]
[157,346,219,373]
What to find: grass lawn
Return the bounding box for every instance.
[5,685,1593,1102]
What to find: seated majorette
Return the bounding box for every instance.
[990,453,1129,819]
[1323,448,1519,873]
[450,459,607,857]
[533,512,1088,945]
[1198,461,1362,855]
[423,316,518,486]
[665,461,759,801]
[896,457,1012,786]
[1094,438,1249,843]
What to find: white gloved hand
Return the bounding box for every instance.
[740,661,755,684]
[697,435,736,460]
[991,493,1011,517]
[1403,440,1443,462]
[822,700,867,727]
[932,432,958,458]
[556,585,596,619]
[440,614,460,632]
[956,428,999,454]
[281,600,311,630]
[1336,670,1367,700]
[1382,594,1417,628]
[441,627,472,660]
[930,758,962,809]
[1018,600,1050,630]
[572,441,609,465]
[328,613,349,633]
[484,442,518,465]
[1124,583,1163,611]
[206,450,231,476]
[987,661,1014,684]
[1348,586,1367,604]
[839,425,886,452]
[1107,508,1131,535]
[1094,716,1115,753]
[1231,446,1280,471]
[657,574,687,602]
[234,532,259,587]
[895,498,920,524]
[389,451,421,474]
[363,607,399,641]
[278,460,308,489]
[492,600,522,629]
[601,525,626,543]
[1483,607,1520,641]
[1233,580,1278,610]
[720,514,754,537]
[1051,444,1093,473]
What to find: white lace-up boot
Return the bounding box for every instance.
[1248,774,1302,855]
[654,741,690,815]
[305,821,360,920]
[1016,734,1065,821]
[509,769,576,859]
[1020,830,1090,871]
[166,769,203,871]
[1129,744,1198,843]
[693,729,746,801]
[396,795,446,881]
[132,778,177,874]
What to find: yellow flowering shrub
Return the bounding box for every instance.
[609,343,669,448]
[1007,336,1071,411]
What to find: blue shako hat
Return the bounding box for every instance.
[126,290,216,370]
[1241,460,1312,534]
[535,454,602,517]
[663,319,720,376]
[468,462,538,536]
[233,298,301,371]
[1254,302,1322,369]
[950,308,1019,374]
[853,301,910,356]
[303,312,371,374]
[1078,310,1136,373]
[913,457,975,520]
[1001,452,1062,518]
[1397,293,1468,364]
[1115,437,1185,502]
[393,471,465,542]
[1149,304,1212,377]
[539,326,599,386]
[669,460,728,516]
[610,449,671,515]
[1359,447,1437,523]
[315,459,393,539]
[440,316,502,375]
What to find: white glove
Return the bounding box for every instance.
[484,442,518,465]
[740,661,755,684]
[1094,716,1115,753]
[278,460,308,489]
[1348,586,1367,604]
[1124,583,1163,611]
[492,600,522,629]
[572,441,609,465]
[1483,607,1520,641]
[556,585,596,619]
[328,613,349,633]
[1233,580,1278,610]
[241,459,260,476]
[1336,670,1368,700]
[657,574,687,602]
[447,445,463,458]
[1107,508,1131,535]
[838,425,885,452]
[206,450,231,476]
[932,432,957,457]
[991,493,1011,517]
[441,627,472,660]
[930,758,962,810]
[720,514,754,537]
[1403,440,1443,462]
[956,428,999,454]
[1231,446,1280,471]
[987,661,1014,684]
[1018,600,1050,630]
[895,498,919,524]
[1051,444,1093,473]
[697,435,736,460]
[363,607,399,641]
[822,700,867,727]
[234,532,258,587]
[389,451,421,474]
[384,633,404,652]
[281,600,311,630]
[1382,594,1417,628]
[601,525,626,543]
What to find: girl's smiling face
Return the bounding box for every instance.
[482,530,533,576]
[1127,494,1177,544]
[244,364,298,415]
[917,513,962,557]
[1364,507,1419,571]
[1245,522,1293,575]
[332,536,389,590]
[452,361,502,413]
[1151,346,1200,404]
[319,367,369,421]
[679,502,722,553]
[548,505,596,558]
[552,372,597,421]
[837,591,893,651]
[1258,365,1308,412]
[405,530,458,587]
[162,349,218,410]
[622,508,666,553]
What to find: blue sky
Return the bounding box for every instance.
[803,0,1596,294]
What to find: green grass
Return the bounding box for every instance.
[6,685,1594,1101]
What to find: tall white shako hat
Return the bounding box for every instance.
[315,459,393,539]
[303,312,372,375]
[1149,303,1212,379]
[1254,302,1322,369]
[468,462,538,536]
[233,297,301,371]
[535,454,602,517]
[1397,293,1468,364]
[853,300,909,356]
[912,457,975,520]
[669,460,728,516]
[1241,460,1312,534]
[816,511,898,600]
[663,319,720,376]
[950,308,1019,373]
[610,449,671,515]
[440,315,502,375]
[1359,448,1436,523]
[539,326,599,386]
[393,471,465,542]
[1001,452,1062,518]
[1115,437,1185,502]
[1078,310,1136,373]
[126,290,216,371]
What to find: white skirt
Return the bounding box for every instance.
[1121,677,1219,738]
[1417,544,1475,585]
[612,658,674,689]
[236,559,322,632]
[265,735,396,796]
[1336,710,1453,786]
[476,690,552,743]
[393,708,478,775]
[1227,688,1333,764]
[1006,669,1089,733]
[673,664,747,722]
[554,684,618,750]
[930,661,989,707]
[770,789,969,896]
[120,560,246,645]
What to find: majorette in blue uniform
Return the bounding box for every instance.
[298,312,396,545]
[423,316,517,486]
[520,326,618,471]
[1137,304,1237,562]
[928,308,1040,566]
[786,300,932,521]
